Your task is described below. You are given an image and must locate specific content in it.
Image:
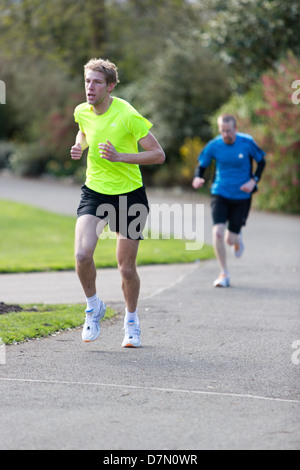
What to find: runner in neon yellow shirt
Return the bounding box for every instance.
[71,58,165,348]
[74,97,153,195]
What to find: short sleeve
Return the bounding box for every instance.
[74,107,85,133]
[126,109,153,141]
[199,142,214,168]
[248,139,266,162]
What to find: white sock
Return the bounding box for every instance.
[86,293,100,313]
[125,308,138,323]
[221,270,230,276]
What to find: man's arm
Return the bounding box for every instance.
[240,157,266,193]
[192,141,214,190]
[98,132,165,165]
[253,157,266,181]
[192,166,207,189]
[75,131,88,150]
[70,131,88,160]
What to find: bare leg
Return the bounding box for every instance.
[225,230,240,248]
[75,215,106,298]
[116,236,140,313]
[212,224,228,274]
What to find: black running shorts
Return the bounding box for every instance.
[77,185,149,240]
[211,195,252,234]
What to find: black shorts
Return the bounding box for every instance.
[211,195,252,234]
[77,185,149,240]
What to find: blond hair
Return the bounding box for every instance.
[84,58,120,86]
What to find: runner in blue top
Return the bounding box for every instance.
[192,114,266,287]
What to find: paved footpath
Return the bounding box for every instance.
[0,174,299,450]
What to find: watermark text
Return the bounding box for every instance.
[0,337,6,365]
[0,80,6,104]
[291,80,300,105]
[291,340,300,365]
[95,199,205,251]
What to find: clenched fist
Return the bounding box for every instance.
[192,177,205,190]
[71,143,83,160]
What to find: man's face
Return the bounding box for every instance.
[85,70,114,106]
[218,121,237,145]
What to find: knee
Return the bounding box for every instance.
[118,263,136,282]
[213,225,225,241]
[75,248,93,265]
[226,232,237,246]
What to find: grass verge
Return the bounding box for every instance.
[0,199,214,273]
[0,303,116,345]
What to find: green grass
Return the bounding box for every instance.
[0,199,214,273]
[0,304,115,345]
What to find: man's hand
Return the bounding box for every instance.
[99,140,122,162]
[240,178,257,193]
[192,177,205,189]
[71,143,83,160]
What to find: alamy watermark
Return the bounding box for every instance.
[146,203,205,251]
[291,340,300,365]
[0,80,6,104]
[95,199,205,251]
[291,80,300,105]
[0,337,6,365]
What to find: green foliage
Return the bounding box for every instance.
[200,0,300,90]
[255,53,300,213]
[0,0,299,209]
[179,137,206,185]
[106,0,201,83]
[0,0,107,75]
[0,53,86,176]
[9,143,50,176]
[120,38,231,162]
[0,141,15,169]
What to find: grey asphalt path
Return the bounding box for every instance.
[0,173,300,450]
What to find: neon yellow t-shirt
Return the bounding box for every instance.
[74,97,153,195]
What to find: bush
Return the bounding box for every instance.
[255,53,300,213]
[120,39,232,165]
[0,141,15,169]
[179,137,206,185]
[9,143,50,176]
[0,55,84,178]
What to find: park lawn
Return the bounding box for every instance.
[0,199,214,273]
[0,303,115,345]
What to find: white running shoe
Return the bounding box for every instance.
[234,232,245,258]
[82,300,106,343]
[122,320,141,348]
[213,273,230,288]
